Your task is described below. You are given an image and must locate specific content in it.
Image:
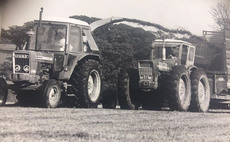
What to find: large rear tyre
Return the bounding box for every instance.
[0,78,8,106]
[166,66,191,111]
[69,59,101,108]
[41,79,62,108]
[190,69,210,112]
[117,69,140,110]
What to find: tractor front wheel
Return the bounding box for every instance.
[41,79,62,108]
[166,66,191,111]
[0,78,8,106]
[117,69,141,110]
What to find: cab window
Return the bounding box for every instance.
[189,47,195,61]
[36,23,67,51]
[181,45,188,65]
[69,26,81,53]
[166,46,179,59]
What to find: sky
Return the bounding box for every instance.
[1,0,229,35]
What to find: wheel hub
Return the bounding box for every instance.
[87,70,101,102]
[88,75,94,95]
[49,87,59,105]
[198,81,206,102]
[179,78,186,102]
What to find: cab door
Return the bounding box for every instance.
[68,25,82,53]
[59,25,83,80]
[181,44,195,68]
[186,46,196,68]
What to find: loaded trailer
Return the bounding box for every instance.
[199,28,230,105]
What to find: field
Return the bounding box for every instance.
[0,102,230,142]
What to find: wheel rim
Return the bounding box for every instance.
[88,70,101,102]
[198,80,205,102]
[179,78,186,102]
[198,78,209,109]
[88,75,94,95]
[48,86,60,106]
[0,79,7,105]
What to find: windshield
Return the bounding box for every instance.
[152,45,180,59]
[36,23,67,51]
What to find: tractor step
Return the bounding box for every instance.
[66,93,76,97]
[67,84,72,87]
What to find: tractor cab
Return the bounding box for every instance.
[138,39,196,90]
[152,39,196,69]
[27,17,99,53]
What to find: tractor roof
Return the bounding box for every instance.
[35,17,89,27]
[153,39,194,47]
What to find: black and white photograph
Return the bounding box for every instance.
[0,0,230,141]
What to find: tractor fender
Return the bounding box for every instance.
[187,65,198,74]
[78,54,101,64]
[61,53,101,80]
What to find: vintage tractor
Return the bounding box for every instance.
[117,39,211,112]
[0,8,102,108]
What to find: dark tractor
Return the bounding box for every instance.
[117,39,210,112]
[0,8,102,108]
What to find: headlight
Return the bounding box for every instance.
[147,75,152,80]
[174,61,179,66]
[15,65,21,72]
[23,65,30,72]
[140,75,144,79]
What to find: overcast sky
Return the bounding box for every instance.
[1,0,228,35]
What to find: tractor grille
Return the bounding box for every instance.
[139,68,152,75]
[14,53,30,74]
[139,62,152,67]
[138,61,153,80]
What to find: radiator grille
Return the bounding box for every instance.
[139,68,152,75]
[14,53,30,74]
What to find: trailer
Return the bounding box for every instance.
[200,28,230,105]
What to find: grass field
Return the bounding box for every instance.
[0,105,230,142]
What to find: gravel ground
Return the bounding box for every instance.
[0,103,230,142]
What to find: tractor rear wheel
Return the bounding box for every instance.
[190,69,210,112]
[69,59,101,108]
[166,66,191,111]
[117,69,140,110]
[41,79,62,108]
[0,78,8,106]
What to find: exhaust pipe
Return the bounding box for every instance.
[162,36,166,61]
[35,7,43,50]
[39,7,43,27]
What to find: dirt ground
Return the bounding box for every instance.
[0,102,230,142]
